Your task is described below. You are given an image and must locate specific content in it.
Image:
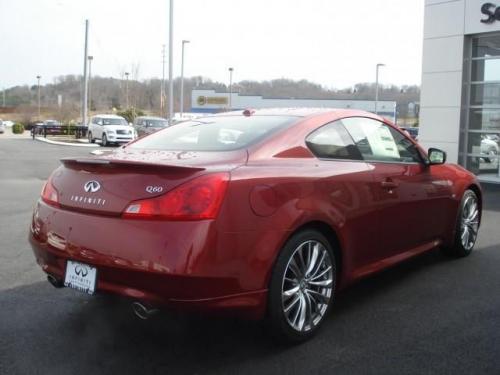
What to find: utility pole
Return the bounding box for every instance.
[36,75,41,118]
[82,19,89,126]
[180,40,189,117]
[161,44,166,116]
[125,72,130,108]
[375,63,385,115]
[88,55,93,113]
[228,67,234,110]
[168,0,174,124]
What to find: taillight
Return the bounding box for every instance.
[41,176,59,207]
[123,172,229,220]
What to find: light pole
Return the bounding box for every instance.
[82,19,89,126]
[125,72,130,108]
[168,0,174,124]
[36,75,41,118]
[375,63,385,115]
[161,44,166,116]
[180,39,190,117]
[228,67,234,110]
[88,55,93,113]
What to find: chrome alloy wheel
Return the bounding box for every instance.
[461,195,479,251]
[281,240,334,332]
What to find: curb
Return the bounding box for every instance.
[34,136,97,148]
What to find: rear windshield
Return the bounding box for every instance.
[128,115,297,151]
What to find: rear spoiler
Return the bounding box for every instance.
[60,157,205,172]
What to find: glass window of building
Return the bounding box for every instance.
[462,34,500,180]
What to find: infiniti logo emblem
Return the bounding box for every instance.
[84,180,101,193]
[74,265,88,277]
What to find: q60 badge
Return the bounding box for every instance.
[146,186,163,194]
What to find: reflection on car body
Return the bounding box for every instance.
[30,108,481,343]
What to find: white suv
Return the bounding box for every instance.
[0,119,4,134]
[88,115,137,146]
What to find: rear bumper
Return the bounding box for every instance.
[29,200,271,319]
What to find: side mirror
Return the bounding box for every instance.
[427,148,446,165]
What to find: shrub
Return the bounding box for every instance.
[12,123,25,134]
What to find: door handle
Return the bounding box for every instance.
[381,180,398,189]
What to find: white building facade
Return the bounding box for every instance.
[420,0,500,182]
[191,89,397,122]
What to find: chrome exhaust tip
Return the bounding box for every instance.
[132,301,159,320]
[47,274,64,288]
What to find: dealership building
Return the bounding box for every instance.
[191,89,397,122]
[420,0,500,182]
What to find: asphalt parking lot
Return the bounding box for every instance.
[1,138,500,375]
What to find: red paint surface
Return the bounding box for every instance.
[29,109,481,319]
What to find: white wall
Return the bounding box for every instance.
[420,0,500,163]
[191,89,397,120]
[419,0,465,163]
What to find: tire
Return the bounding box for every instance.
[441,189,480,257]
[88,132,95,144]
[267,229,336,343]
[101,133,107,147]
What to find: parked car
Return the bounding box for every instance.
[88,114,137,146]
[30,108,481,343]
[39,119,62,135]
[0,119,4,134]
[133,116,169,137]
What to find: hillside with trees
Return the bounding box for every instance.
[2,75,420,125]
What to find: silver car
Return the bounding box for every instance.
[0,119,5,134]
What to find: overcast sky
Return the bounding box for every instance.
[0,0,424,89]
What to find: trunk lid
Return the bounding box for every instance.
[52,148,247,216]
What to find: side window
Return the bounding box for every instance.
[387,126,422,163]
[342,117,421,163]
[306,121,363,160]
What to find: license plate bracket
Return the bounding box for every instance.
[64,260,97,295]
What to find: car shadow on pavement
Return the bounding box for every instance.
[3,245,491,375]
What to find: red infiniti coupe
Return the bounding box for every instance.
[30,108,481,342]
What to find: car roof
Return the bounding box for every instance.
[136,116,167,121]
[93,114,125,119]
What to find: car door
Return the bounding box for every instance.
[305,120,384,272]
[342,117,452,259]
[94,117,103,139]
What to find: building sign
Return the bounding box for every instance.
[196,96,228,106]
[481,3,500,23]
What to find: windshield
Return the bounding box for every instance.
[129,115,297,151]
[145,119,168,128]
[103,118,128,126]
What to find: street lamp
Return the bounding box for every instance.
[124,72,130,108]
[88,56,93,112]
[36,75,42,118]
[375,63,385,115]
[180,40,190,117]
[228,67,234,110]
[168,0,174,124]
